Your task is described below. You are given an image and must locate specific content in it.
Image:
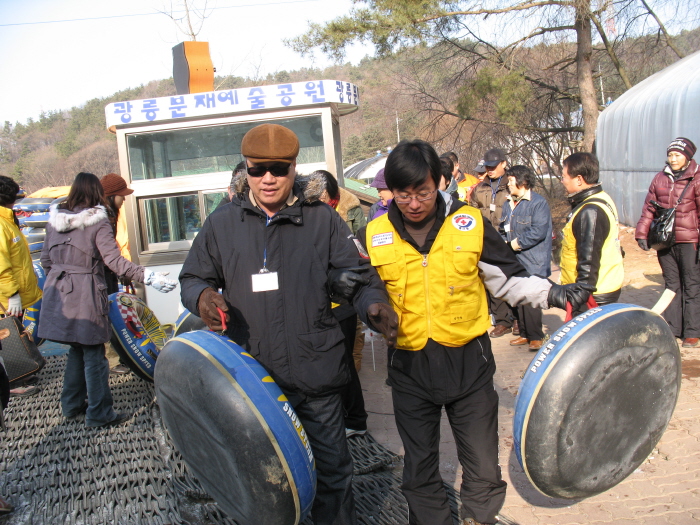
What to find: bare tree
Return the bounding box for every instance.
[160,0,212,41]
[290,0,696,154]
[63,141,119,179]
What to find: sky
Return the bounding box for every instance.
[0,0,371,126]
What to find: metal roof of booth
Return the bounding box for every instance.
[597,50,700,226]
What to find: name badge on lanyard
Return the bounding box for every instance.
[490,203,496,212]
[504,223,511,232]
[252,270,279,292]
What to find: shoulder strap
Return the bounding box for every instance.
[584,197,616,218]
[571,197,617,223]
[673,177,693,209]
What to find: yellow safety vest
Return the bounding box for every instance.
[0,207,42,310]
[560,191,624,294]
[366,207,490,350]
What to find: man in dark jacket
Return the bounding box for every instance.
[179,123,397,525]
[469,148,514,338]
[559,152,624,315]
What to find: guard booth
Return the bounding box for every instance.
[105,80,360,324]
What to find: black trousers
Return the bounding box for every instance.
[488,293,513,328]
[658,242,700,338]
[516,303,544,341]
[388,336,506,525]
[338,315,368,431]
[286,391,356,525]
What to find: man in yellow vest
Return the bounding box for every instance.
[356,140,593,525]
[559,152,624,314]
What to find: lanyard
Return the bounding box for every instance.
[490,177,502,201]
[261,214,272,272]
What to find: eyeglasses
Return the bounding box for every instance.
[246,163,290,177]
[393,189,436,204]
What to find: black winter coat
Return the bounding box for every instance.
[179,182,389,396]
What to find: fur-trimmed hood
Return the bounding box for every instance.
[48,204,108,233]
[335,187,361,221]
[231,171,330,204]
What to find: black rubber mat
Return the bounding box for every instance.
[0,356,471,524]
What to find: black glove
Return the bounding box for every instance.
[548,282,596,311]
[327,267,370,302]
[197,288,229,331]
[637,239,650,251]
[366,303,398,349]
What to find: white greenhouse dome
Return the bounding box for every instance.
[597,49,700,226]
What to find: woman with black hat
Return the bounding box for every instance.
[636,137,700,347]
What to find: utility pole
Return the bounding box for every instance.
[395,110,401,143]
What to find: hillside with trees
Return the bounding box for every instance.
[0,21,698,193]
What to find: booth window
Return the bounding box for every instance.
[128,115,324,180]
[142,194,201,244]
[140,191,227,249]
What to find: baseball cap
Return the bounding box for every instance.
[483,148,507,167]
[474,160,486,174]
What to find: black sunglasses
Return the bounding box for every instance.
[246,163,290,177]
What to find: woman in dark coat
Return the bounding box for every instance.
[636,137,700,347]
[38,173,177,427]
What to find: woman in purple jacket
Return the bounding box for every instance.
[38,173,177,427]
[636,138,700,347]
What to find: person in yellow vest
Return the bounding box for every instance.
[457,160,485,202]
[442,151,479,199]
[0,176,43,399]
[356,140,593,525]
[0,176,42,318]
[559,152,624,315]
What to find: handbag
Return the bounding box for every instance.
[648,179,692,251]
[0,303,45,384]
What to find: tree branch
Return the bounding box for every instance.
[639,0,685,59]
[501,25,577,53]
[416,0,576,23]
[590,13,632,89]
[439,109,584,133]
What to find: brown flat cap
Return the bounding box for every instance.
[241,124,299,164]
[101,173,134,197]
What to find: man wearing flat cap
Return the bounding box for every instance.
[470,148,515,338]
[179,123,397,525]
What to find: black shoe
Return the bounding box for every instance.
[88,412,132,428]
[64,402,88,421]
